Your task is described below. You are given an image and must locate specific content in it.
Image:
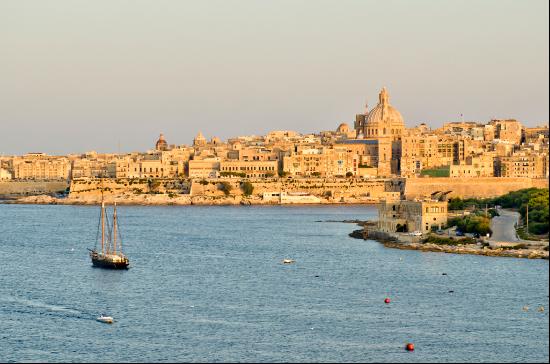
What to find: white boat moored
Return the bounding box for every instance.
[97,315,114,324]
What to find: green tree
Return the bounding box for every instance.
[218,181,232,196]
[241,181,254,196]
[493,188,548,235]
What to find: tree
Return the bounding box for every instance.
[346,171,354,178]
[218,181,232,196]
[148,179,161,193]
[494,188,548,234]
[241,181,254,196]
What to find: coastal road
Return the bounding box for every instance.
[489,209,520,243]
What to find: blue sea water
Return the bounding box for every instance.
[0,204,548,363]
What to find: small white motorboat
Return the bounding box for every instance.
[97,315,114,324]
[282,259,295,264]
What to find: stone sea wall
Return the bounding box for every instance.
[0,181,69,198]
[3,176,547,206]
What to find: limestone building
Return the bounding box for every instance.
[496,151,548,179]
[450,154,495,178]
[188,158,220,178]
[0,168,12,180]
[220,160,278,178]
[12,153,71,180]
[378,197,448,233]
[490,119,523,144]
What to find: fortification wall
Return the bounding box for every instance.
[405,177,549,199]
[69,178,191,197]
[0,181,69,197]
[190,178,401,201]
[68,177,402,202]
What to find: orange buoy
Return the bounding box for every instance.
[384,298,391,304]
[406,343,415,351]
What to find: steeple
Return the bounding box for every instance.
[379,87,389,105]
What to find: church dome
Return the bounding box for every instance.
[364,88,404,139]
[193,131,207,146]
[337,123,350,134]
[155,133,168,151]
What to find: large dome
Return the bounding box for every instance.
[364,88,404,139]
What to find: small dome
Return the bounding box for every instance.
[337,123,350,133]
[211,136,222,145]
[193,131,207,146]
[155,133,168,151]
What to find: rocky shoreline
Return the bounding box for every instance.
[347,222,549,260]
[1,194,378,206]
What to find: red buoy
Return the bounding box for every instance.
[406,343,415,351]
[384,298,391,304]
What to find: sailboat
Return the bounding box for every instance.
[88,201,130,269]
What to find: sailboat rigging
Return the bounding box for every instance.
[88,201,130,269]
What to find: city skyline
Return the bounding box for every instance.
[1,0,548,155]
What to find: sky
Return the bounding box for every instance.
[1,0,548,155]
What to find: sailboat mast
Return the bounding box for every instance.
[113,202,117,254]
[101,201,105,255]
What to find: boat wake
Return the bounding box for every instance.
[2,296,96,321]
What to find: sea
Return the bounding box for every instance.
[0,204,548,363]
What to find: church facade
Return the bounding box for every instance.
[353,87,404,176]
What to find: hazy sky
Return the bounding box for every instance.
[1,0,548,155]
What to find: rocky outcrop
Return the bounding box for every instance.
[354,226,549,260]
[380,241,549,259]
[16,195,59,204]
